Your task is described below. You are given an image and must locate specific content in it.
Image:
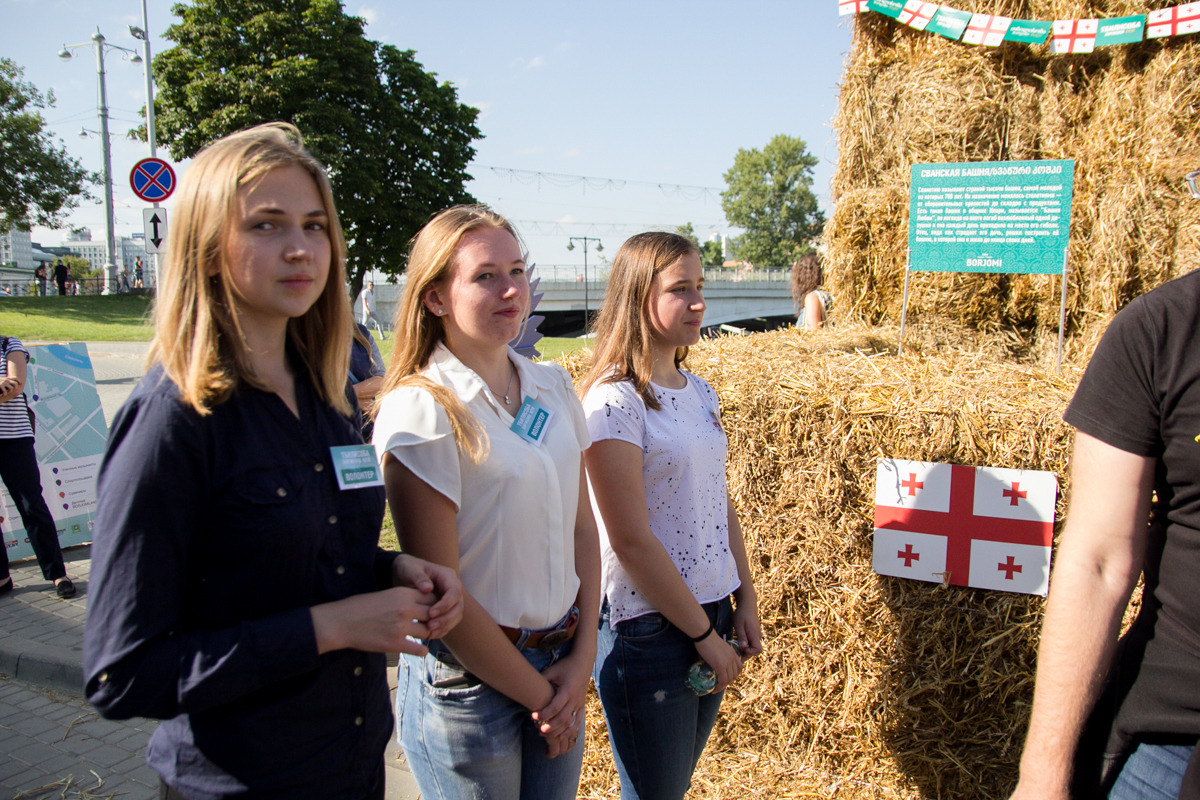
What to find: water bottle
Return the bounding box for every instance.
[685,636,743,695]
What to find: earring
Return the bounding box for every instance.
[436,309,445,316]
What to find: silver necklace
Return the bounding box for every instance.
[503,361,516,405]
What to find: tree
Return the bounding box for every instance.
[721,134,825,267]
[0,59,92,233]
[152,0,481,295]
[675,222,726,266]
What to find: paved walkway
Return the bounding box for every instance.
[1,344,420,799]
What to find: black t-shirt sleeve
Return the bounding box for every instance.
[1064,296,1162,458]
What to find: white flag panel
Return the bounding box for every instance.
[972,466,1057,523]
[875,458,952,512]
[872,528,948,585]
[968,540,1051,596]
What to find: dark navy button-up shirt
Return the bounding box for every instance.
[84,365,393,800]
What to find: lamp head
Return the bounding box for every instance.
[58,46,72,60]
[92,30,105,44]
[130,52,143,63]
[567,241,575,252]
[129,25,146,40]
[595,242,603,253]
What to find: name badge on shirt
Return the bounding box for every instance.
[329,445,385,490]
[510,396,554,447]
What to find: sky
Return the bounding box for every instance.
[1,0,855,273]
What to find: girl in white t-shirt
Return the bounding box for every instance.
[372,206,600,800]
[580,231,762,800]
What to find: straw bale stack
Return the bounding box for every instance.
[564,324,1086,799]
[827,2,1200,342]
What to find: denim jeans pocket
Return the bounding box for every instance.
[615,612,673,643]
[422,652,485,699]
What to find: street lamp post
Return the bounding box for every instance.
[567,236,603,330]
[130,2,162,289]
[59,29,142,295]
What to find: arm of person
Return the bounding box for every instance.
[535,457,602,743]
[352,376,384,415]
[1009,431,1153,800]
[0,346,27,403]
[725,492,763,658]
[383,452,557,713]
[585,438,742,691]
[803,291,824,330]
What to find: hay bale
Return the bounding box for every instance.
[564,324,1084,798]
[827,2,1200,342]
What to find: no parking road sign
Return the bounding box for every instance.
[130,157,177,203]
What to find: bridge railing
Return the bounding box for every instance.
[528,265,790,284]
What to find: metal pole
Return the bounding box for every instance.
[898,248,912,356]
[138,0,161,289]
[1056,249,1069,375]
[582,239,589,328]
[94,30,117,295]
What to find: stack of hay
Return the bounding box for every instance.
[826,1,1200,343]
[566,324,1081,799]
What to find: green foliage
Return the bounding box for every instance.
[152,0,481,294]
[0,59,93,233]
[674,222,701,250]
[699,239,724,267]
[721,134,824,267]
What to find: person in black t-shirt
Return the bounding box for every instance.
[1011,169,1200,800]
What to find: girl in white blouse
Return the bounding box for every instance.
[579,231,762,800]
[372,206,600,800]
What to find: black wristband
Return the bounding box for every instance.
[689,619,715,643]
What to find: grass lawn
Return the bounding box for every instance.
[0,295,592,364]
[0,295,155,342]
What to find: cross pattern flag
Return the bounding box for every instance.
[964,13,1013,45]
[873,458,1057,596]
[899,0,940,30]
[1050,18,1099,53]
[1147,4,1200,38]
[839,0,871,15]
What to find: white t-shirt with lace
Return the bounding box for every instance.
[582,372,740,627]
[373,343,590,630]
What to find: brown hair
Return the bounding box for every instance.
[581,231,699,411]
[148,122,354,416]
[790,252,823,307]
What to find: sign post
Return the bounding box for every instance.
[130,157,177,284]
[901,160,1075,368]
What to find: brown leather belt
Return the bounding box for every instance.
[500,607,579,650]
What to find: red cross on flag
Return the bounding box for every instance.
[1147,4,1200,38]
[872,458,1057,596]
[899,0,939,30]
[1049,19,1099,53]
[839,0,871,15]
[963,13,1013,46]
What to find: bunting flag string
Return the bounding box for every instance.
[842,1,1200,50]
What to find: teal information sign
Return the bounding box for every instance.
[908,160,1075,274]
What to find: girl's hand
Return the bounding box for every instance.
[392,554,464,639]
[532,655,589,738]
[311,587,438,657]
[0,378,19,403]
[695,631,743,692]
[733,594,763,658]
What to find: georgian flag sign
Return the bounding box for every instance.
[1147,4,1200,38]
[873,458,1057,596]
[1049,18,1099,53]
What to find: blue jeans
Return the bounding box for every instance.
[593,596,733,800]
[397,638,584,800]
[1107,740,1193,800]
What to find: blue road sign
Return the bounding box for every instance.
[130,158,177,203]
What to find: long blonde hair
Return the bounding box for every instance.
[581,231,699,411]
[148,122,354,416]
[376,205,527,461]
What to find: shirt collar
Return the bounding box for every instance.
[427,341,557,408]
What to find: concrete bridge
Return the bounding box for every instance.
[365,266,797,336]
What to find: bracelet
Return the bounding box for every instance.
[689,619,715,643]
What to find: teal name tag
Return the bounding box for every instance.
[330,444,384,490]
[510,396,553,447]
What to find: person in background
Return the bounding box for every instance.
[790,253,832,330]
[349,321,385,440]
[1009,168,1200,800]
[34,262,47,296]
[134,257,145,289]
[580,231,762,800]
[54,260,68,296]
[359,280,386,339]
[0,334,76,599]
[82,122,463,800]
[373,205,599,800]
